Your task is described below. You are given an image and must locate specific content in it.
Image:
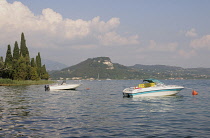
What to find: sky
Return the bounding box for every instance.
[1,0,210,68]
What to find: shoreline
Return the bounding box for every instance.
[0,79,54,86]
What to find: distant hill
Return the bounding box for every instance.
[50,57,139,79]
[42,59,68,71]
[49,57,210,80]
[130,64,183,71]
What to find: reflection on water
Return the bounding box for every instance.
[0,86,31,137]
[0,80,210,137]
[131,95,184,113]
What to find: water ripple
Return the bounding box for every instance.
[0,80,210,137]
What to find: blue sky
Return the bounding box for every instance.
[1,0,210,68]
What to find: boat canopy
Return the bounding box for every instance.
[143,79,164,84]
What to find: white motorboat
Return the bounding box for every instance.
[123,79,184,97]
[45,81,81,91]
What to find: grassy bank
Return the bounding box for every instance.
[0,79,54,86]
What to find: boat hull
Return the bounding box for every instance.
[49,84,81,90]
[123,86,184,97]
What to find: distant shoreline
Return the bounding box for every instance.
[0,79,54,86]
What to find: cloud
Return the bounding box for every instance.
[148,40,178,52]
[71,44,98,50]
[98,32,139,46]
[190,35,210,49]
[185,28,197,37]
[0,0,139,49]
[178,49,196,58]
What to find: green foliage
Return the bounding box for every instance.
[0,78,14,84]
[20,32,30,65]
[29,67,39,80]
[12,56,28,80]
[0,56,4,68]
[0,78,54,85]
[20,32,29,57]
[13,41,20,60]
[36,52,41,75]
[0,33,49,81]
[40,65,49,80]
[5,45,13,67]
[30,58,36,67]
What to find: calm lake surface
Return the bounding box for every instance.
[0,80,210,137]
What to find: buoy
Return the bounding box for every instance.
[86,88,90,90]
[192,90,198,95]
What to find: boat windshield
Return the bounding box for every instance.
[61,80,66,85]
[143,79,164,85]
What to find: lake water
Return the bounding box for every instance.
[0,80,210,137]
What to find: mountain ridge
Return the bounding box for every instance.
[42,59,68,71]
[49,57,210,80]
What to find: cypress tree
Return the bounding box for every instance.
[31,58,36,67]
[12,41,20,80]
[36,52,41,67]
[3,45,13,79]
[20,32,30,65]
[30,58,40,80]
[20,32,29,57]
[0,57,3,77]
[0,56,3,62]
[0,56,3,68]
[5,45,13,67]
[13,41,20,60]
[36,52,42,76]
[2,32,49,80]
[40,64,49,80]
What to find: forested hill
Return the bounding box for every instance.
[130,64,210,79]
[49,57,210,80]
[130,64,183,71]
[50,57,138,79]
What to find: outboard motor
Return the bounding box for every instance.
[45,85,50,91]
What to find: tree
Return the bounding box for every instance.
[30,58,36,67]
[1,32,49,80]
[0,56,4,68]
[12,56,28,80]
[20,32,29,57]
[0,57,4,77]
[29,66,39,80]
[13,41,20,60]
[20,32,30,65]
[1,48,12,78]
[36,52,41,76]
[40,64,49,80]
[5,45,13,67]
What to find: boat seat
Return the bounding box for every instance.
[138,83,155,88]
